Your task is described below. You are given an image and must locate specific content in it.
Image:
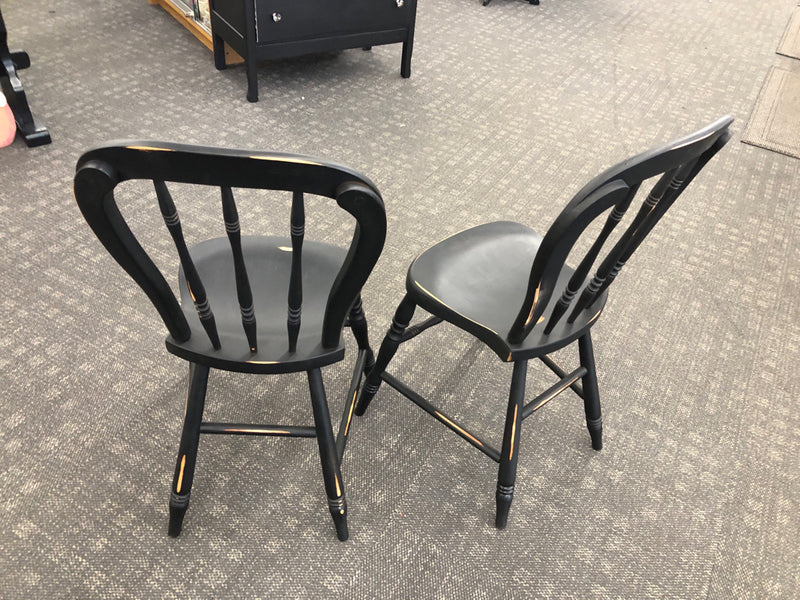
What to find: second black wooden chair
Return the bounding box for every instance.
[355,116,733,528]
[74,142,386,540]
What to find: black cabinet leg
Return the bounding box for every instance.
[401,37,413,78]
[212,33,227,71]
[495,360,527,529]
[168,363,209,537]
[246,57,258,103]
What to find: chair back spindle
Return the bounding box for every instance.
[543,183,640,334]
[220,185,258,352]
[154,180,221,349]
[287,190,305,353]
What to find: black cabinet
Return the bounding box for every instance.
[210,0,417,102]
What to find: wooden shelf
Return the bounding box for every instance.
[149,0,243,64]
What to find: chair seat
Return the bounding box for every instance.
[406,221,607,361]
[166,235,347,373]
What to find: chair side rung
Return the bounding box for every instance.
[200,422,317,437]
[382,372,501,462]
[400,316,443,342]
[522,366,587,419]
[538,355,585,398]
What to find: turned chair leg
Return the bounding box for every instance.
[354,295,416,416]
[348,296,374,373]
[169,363,210,537]
[308,368,349,541]
[495,360,527,529]
[578,333,603,451]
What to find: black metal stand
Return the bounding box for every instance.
[0,7,51,147]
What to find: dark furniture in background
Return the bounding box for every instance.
[0,6,51,147]
[355,116,733,528]
[210,0,417,102]
[483,0,538,5]
[74,142,387,540]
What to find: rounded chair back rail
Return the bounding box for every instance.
[74,141,387,353]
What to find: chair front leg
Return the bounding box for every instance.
[355,295,416,416]
[169,362,210,537]
[308,368,349,541]
[495,360,527,529]
[578,332,603,451]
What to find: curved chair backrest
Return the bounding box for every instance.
[508,116,734,344]
[74,142,387,351]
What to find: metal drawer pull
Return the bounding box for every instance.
[396,0,404,6]
[272,12,282,22]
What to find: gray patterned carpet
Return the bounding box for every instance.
[1,0,799,598]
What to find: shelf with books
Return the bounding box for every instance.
[149,0,243,64]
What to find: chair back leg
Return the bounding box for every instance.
[355,295,417,416]
[335,347,369,462]
[578,333,603,451]
[307,368,349,541]
[347,296,375,372]
[495,360,528,529]
[169,362,210,537]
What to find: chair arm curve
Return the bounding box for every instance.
[74,159,191,342]
[322,181,387,348]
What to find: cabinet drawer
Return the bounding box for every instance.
[255,0,413,44]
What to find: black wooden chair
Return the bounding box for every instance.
[74,142,386,541]
[355,116,733,528]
